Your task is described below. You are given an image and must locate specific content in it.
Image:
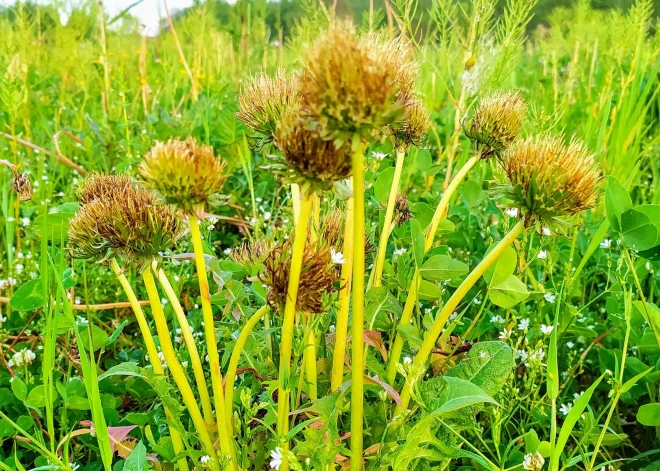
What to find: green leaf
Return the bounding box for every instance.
[11,376,27,401]
[124,440,147,471]
[461,180,485,207]
[419,376,498,414]
[396,324,423,350]
[365,287,401,331]
[33,212,74,242]
[418,280,442,301]
[374,167,396,203]
[620,208,659,251]
[79,324,109,352]
[25,385,48,409]
[9,278,45,311]
[637,403,660,426]
[98,362,143,381]
[420,255,468,282]
[483,246,517,286]
[104,320,129,347]
[444,341,514,396]
[605,176,632,232]
[410,219,425,269]
[621,367,654,394]
[488,275,529,308]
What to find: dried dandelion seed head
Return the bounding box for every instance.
[140,137,227,215]
[13,172,32,201]
[69,184,182,271]
[261,238,339,314]
[272,106,352,190]
[463,90,526,159]
[496,135,601,232]
[389,97,431,150]
[236,69,299,144]
[78,172,134,204]
[394,193,411,226]
[230,237,273,271]
[300,21,403,142]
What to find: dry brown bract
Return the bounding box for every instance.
[78,172,134,204]
[390,96,431,150]
[13,172,32,202]
[140,137,227,215]
[230,237,273,270]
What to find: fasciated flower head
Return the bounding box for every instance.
[463,90,526,159]
[299,21,404,142]
[78,172,134,204]
[496,135,601,232]
[68,177,182,271]
[236,68,299,145]
[272,106,352,190]
[140,137,227,215]
[13,172,32,201]
[261,237,339,314]
[389,96,431,150]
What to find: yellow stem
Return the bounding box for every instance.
[330,196,354,391]
[110,259,189,471]
[386,155,480,385]
[225,305,269,433]
[351,137,366,471]
[372,149,405,288]
[291,183,301,224]
[395,221,525,414]
[153,263,214,426]
[141,268,218,467]
[188,214,237,469]
[303,327,318,400]
[276,192,314,468]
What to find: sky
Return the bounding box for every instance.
[0,0,225,35]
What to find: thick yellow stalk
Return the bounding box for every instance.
[372,149,406,288]
[110,259,189,471]
[350,138,366,471]
[141,268,218,467]
[395,220,526,414]
[188,214,237,468]
[276,192,314,469]
[153,263,214,426]
[386,155,480,385]
[330,196,354,391]
[291,183,301,223]
[303,328,318,400]
[225,305,269,433]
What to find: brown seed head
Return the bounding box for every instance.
[299,21,404,142]
[230,237,273,271]
[389,96,431,150]
[497,135,601,232]
[261,238,339,314]
[78,172,134,204]
[394,193,411,226]
[13,172,32,202]
[140,137,227,215]
[236,68,299,143]
[463,90,526,159]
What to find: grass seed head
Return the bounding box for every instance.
[140,137,227,215]
[273,106,352,190]
[236,68,299,144]
[497,135,601,232]
[261,238,339,314]
[463,90,526,159]
[299,21,404,142]
[13,172,32,201]
[389,96,431,150]
[69,178,182,271]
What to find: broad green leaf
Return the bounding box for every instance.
[33,212,74,242]
[25,385,48,409]
[418,280,443,301]
[621,208,659,251]
[11,376,27,401]
[396,324,423,350]
[621,366,654,394]
[420,255,468,282]
[79,324,109,352]
[124,440,147,471]
[461,180,485,207]
[419,376,498,414]
[488,275,529,308]
[9,278,45,311]
[483,246,517,286]
[365,287,401,331]
[637,403,660,426]
[98,362,143,381]
[435,219,456,235]
[445,341,514,396]
[411,219,425,269]
[605,176,632,232]
[374,167,396,203]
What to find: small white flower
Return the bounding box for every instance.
[70,463,81,471]
[537,250,547,260]
[200,455,211,466]
[540,324,554,335]
[600,238,612,249]
[522,452,545,471]
[505,208,519,218]
[473,297,482,305]
[11,349,36,368]
[21,217,30,227]
[264,211,272,220]
[157,351,167,369]
[517,318,530,331]
[372,151,388,160]
[577,336,586,344]
[559,403,573,416]
[544,292,556,304]
[393,248,407,259]
[491,315,505,324]
[0,314,6,322]
[516,349,528,362]
[573,391,584,401]
[542,227,552,236]
[270,447,284,470]
[331,249,346,265]
[499,329,512,340]
[15,264,24,274]
[566,341,575,349]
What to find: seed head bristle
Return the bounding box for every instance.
[78,172,134,204]
[497,135,601,232]
[261,237,339,314]
[230,237,273,270]
[463,90,526,159]
[236,68,299,143]
[299,21,403,142]
[140,137,227,215]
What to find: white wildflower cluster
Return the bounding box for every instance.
[522,452,545,471]
[8,348,37,368]
[0,278,17,290]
